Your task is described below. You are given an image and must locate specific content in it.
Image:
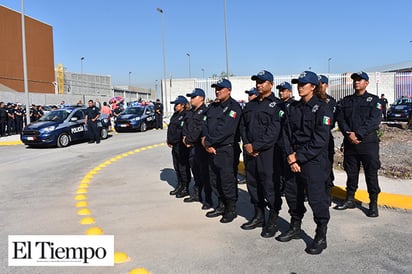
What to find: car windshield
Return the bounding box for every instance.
[122,107,144,115]
[39,109,70,122]
[393,98,412,106]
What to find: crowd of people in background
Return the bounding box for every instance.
[166,70,383,255]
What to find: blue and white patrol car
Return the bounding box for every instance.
[21,106,109,148]
[114,102,156,132]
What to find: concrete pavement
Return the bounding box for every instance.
[2,134,411,210]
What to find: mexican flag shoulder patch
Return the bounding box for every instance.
[228,110,237,118]
[323,116,331,126]
[376,102,382,110]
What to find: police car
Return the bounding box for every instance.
[387,96,412,122]
[114,102,156,132]
[21,106,109,148]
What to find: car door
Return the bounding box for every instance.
[145,105,156,128]
[69,109,87,140]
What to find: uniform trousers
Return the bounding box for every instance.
[284,153,330,225]
[171,142,191,186]
[245,146,282,211]
[343,141,381,197]
[87,121,100,142]
[208,144,237,203]
[189,144,212,202]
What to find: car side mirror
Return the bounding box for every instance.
[70,117,78,121]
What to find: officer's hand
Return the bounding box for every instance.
[290,162,301,173]
[287,153,297,165]
[244,144,254,155]
[346,131,361,144]
[206,146,216,155]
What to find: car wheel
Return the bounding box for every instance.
[140,122,147,132]
[57,133,70,147]
[100,127,108,139]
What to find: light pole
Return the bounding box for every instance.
[128,71,131,87]
[81,57,85,74]
[156,7,168,113]
[21,0,30,124]
[328,57,332,74]
[186,53,191,78]
[223,0,229,78]
[201,68,205,79]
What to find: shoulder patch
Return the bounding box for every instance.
[366,97,373,102]
[376,102,382,110]
[228,110,237,118]
[279,110,284,118]
[323,116,331,126]
[312,104,319,113]
[269,102,277,108]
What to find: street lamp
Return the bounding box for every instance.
[81,57,85,74]
[201,68,205,79]
[128,71,132,87]
[223,0,230,78]
[186,53,191,78]
[156,7,168,113]
[328,57,332,74]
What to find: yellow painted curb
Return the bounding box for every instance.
[333,186,412,210]
[77,208,91,216]
[80,217,95,224]
[85,226,104,235]
[74,194,87,201]
[129,267,150,274]
[0,141,23,146]
[75,201,88,208]
[114,251,130,264]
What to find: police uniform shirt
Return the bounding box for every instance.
[336,91,382,143]
[240,93,282,152]
[183,104,207,145]
[167,110,188,145]
[155,102,163,115]
[326,94,337,129]
[283,95,332,164]
[203,97,241,148]
[85,106,100,121]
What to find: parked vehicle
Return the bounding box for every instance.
[387,96,412,122]
[21,106,109,148]
[114,102,156,132]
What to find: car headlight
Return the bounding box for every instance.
[41,126,56,133]
[134,117,141,121]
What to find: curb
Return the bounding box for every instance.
[237,161,412,211]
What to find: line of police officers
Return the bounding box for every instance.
[166,70,382,255]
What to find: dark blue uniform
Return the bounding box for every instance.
[240,93,282,213]
[154,101,164,129]
[335,91,381,200]
[167,109,191,196]
[282,95,331,227]
[325,94,337,202]
[203,97,241,213]
[182,103,212,207]
[85,105,101,143]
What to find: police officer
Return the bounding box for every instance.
[335,71,382,217]
[275,81,296,196]
[239,70,283,238]
[0,102,7,136]
[202,78,241,223]
[85,100,101,144]
[245,87,259,102]
[154,99,164,129]
[276,71,332,255]
[14,104,24,134]
[182,88,212,209]
[319,75,337,206]
[167,96,192,198]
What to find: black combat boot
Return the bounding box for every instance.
[175,182,189,198]
[335,192,356,210]
[261,210,279,238]
[276,218,302,242]
[366,195,379,217]
[220,200,237,223]
[241,206,265,230]
[169,181,183,195]
[206,200,225,218]
[306,224,327,255]
[183,185,200,203]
